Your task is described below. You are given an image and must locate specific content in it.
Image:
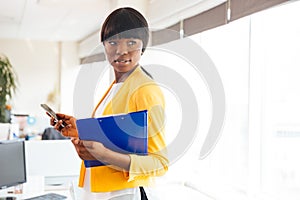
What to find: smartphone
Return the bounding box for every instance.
[40,104,66,128]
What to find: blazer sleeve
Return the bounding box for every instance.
[125,83,169,181]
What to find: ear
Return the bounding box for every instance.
[141,48,145,55]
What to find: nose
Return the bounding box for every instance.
[116,42,128,55]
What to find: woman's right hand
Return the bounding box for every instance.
[49,113,78,138]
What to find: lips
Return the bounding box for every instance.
[114,59,131,64]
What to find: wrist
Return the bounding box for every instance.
[98,145,110,164]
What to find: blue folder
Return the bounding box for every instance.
[76,110,148,167]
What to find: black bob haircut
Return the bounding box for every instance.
[100,7,149,53]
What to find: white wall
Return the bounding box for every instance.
[0,39,59,115]
[60,42,80,114]
[0,39,78,133]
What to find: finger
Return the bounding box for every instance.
[49,116,56,126]
[56,113,70,120]
[57,120,65,128]
[46,112,52,118]
[53,121,61,130]
[56,113,65,118]
[56,120,66,131]
[71,138,80,145]
[72,140,82,152]
[54,122,65,133]
[77,146,89,157]
[57,119,63,127]
[53,121,59,129]
[78,149,94,160]
[50,118,54,126]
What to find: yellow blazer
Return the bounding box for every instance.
[78,66,168,192]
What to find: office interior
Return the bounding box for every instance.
[1,0,300,199]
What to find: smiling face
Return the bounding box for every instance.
[104,37,143,79]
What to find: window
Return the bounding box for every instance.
[181,1,300,199]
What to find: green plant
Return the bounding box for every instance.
[0,54,17,123]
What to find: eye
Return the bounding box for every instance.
[127,40,137,46]
[107,41,117,46]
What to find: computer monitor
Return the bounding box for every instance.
[0,140,27,190]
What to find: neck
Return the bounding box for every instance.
[115,64,139,83]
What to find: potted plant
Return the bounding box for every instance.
[0,53,17,123]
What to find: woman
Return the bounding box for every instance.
[51,7,168,200]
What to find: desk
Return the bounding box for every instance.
[0,140,82,200]
[0,176,82,200]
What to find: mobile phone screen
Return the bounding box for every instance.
[40,104,65,127]
[41,103,67,128]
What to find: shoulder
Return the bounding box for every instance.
[132,68,163,96]
[131,79,165,109]
[121,67,164,108]
[124,66,160,93]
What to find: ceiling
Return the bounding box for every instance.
[0,0,225,42]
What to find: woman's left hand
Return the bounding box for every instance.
[71,138,131,170]
[71,138,107,161]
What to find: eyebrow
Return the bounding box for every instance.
[106,37,139,40]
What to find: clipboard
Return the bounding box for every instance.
[76,110,148,167]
